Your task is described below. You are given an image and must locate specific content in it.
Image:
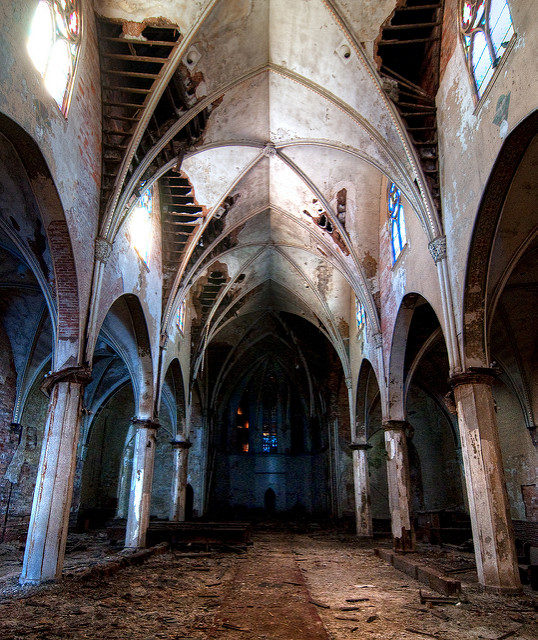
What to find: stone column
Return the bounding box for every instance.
[20,366,91,585]
[169,439,192,522]
[350,442,373,537]
[383,420,415,552]
[125,418,160,549]
[451,370,521,592]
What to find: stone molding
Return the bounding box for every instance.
[41,366,92,395]
[130,418,160,430]
[170,439,192,449]
[94,237,113,264]
[450,367,497,389]
[372,332,383,349]
[382,419,410,434]
[428,235,447,263]
[349,442,372,451]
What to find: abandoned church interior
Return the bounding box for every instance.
[0,0,536,638]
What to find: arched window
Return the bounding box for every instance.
[176,300,186,334]
[460,0,514,98]
[130,188,152,264]
[27,1,81,114]
[388,182,407,263]
[355,297,366,332]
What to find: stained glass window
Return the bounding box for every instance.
[262,407,278,453]
[27,1,81,114]
[356,298,366,332]
[262,425,278,453]
[176,300,186,333]
[460,0,514,98]
[388,182,407,263]
[130,188,152,264]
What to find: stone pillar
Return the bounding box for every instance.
[169,439,191,522]
[20,366,91,585]
[451,370,521,592]
[350,442,373,537]
[383,420,415,552]
[125,418,159,549]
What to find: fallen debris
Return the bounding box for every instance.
[310,599,331,609]
[419,589,459,605]
[221,621,250,631]
[405,628,439,638]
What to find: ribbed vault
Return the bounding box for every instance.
[94,0,439,373]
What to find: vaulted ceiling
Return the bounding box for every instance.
[94,0,440,379]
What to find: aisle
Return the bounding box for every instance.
[210,534,328,639]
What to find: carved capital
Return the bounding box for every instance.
[94,237,113,264]
[450,367,497,389]
[428,235,447,263]
[131,418,160,430]
[170,439,192,449]
[372,332,383,349]
[41,366,92,395]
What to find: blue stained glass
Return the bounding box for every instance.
[388,183,407,263]
[176,300,186,333]
[131,187,153,264]
[356,298,366,332]
[262,426,278,453]
[461,0,514,97]
[490,4,514,56]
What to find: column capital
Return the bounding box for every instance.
[170,439,191,449]
[349,441,371,451]
[428,235,447,263]
[41,366,92,396]
[94,237,113,264]
[382,419,410,433]
[130,418,160,430]
[450,367,497,389]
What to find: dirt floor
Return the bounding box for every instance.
[0,531,536,639]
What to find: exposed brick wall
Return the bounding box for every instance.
[47,219,80,345]
[439,0,459,84]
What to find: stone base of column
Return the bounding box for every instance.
[393,527,416,553]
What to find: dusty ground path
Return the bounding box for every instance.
[0,531,536,639]
[293,533,537,640]
[209,533,328,639]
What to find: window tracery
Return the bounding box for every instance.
[460,0,514,98]
[388,182,407,263]
[27,0,81,114]
[355,298,366,332]
[176,300,186,334]
[130,188,152,265]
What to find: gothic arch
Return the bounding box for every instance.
[0,113,81,369]
[462,110,538,368]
